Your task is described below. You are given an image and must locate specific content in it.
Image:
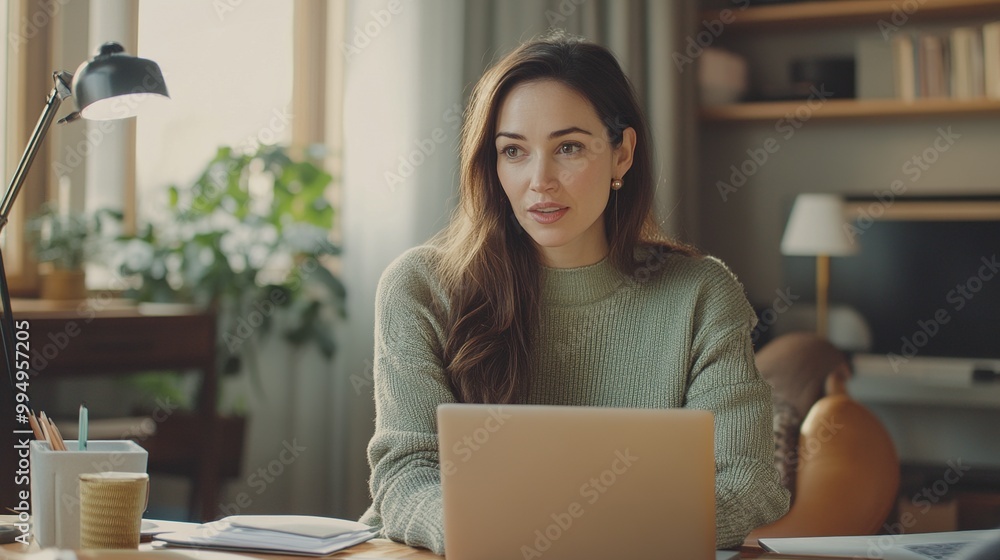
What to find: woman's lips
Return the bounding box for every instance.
[528,207,568,224]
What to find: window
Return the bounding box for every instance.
[3,1,329,294]
[135,0,294,223]
[0,4,8,193]
[4,0,48,294]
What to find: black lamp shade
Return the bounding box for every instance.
[71,42,169,121]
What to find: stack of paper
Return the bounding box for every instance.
[759,529,1000,559]
[154,515,376,556]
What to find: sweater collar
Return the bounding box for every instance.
[540,256,628,306]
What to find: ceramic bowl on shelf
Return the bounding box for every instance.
[698,47,748,106]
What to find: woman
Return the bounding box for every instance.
[359,33,789,554]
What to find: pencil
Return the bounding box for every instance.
[78,403,88,451]
[27,410,43,440]
[48,417,67,451]
[38,411,53,449]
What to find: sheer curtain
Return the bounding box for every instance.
[332,0,697,518]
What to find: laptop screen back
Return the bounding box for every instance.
[438,404,716,560]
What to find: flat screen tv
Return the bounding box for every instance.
[783,196,1000,361]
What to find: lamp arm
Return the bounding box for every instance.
[0,70,74,232]
[0,70,72,414]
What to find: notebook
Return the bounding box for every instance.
[759,529,1000,559]
[154,515,376,556]
[438,404,727,560]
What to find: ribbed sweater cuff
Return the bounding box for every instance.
[380,469,446,555]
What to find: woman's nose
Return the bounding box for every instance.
[529,158,558,192]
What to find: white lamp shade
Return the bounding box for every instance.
[781,193,859,256]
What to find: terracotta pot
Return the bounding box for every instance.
[41,268,87,300]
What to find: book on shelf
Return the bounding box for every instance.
[885,21,1000,101]
[919,33,947,98]
[951,26,983,99]
[891,33,916,101]
[986,21,1000,99]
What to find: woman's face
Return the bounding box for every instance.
[495,79,635,269]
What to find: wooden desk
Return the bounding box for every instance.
[1,539,440,559]
[8,299,225,522]
[2,539,791,559]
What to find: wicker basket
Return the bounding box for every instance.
[79,472,148,549]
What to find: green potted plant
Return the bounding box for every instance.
[27,204,121,300]
[115,144,346,409]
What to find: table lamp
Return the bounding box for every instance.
[780,193,858,338]
[0,42,168,505]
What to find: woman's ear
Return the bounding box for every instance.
[614,127,637,180]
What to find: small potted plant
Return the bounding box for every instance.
[26,204,121,300]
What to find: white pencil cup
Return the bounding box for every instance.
[29,440,148,548]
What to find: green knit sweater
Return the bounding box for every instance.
[360,245,789,554]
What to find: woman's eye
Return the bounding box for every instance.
[500,146,522,158]
[559,142,583,155]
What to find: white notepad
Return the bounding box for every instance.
[759,529,1000,559]
[155,515,376,556]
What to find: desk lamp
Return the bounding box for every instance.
[0,43,168,503]
[781,193,858,338]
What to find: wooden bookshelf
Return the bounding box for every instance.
[700,97,1000,121]
[702,0,1000,31]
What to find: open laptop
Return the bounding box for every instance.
[438,404,736,560]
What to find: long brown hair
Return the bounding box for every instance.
[434,33,693,404]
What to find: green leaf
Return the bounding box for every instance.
[168,185,179,209]
[311,322,336,359]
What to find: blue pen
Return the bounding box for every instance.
[78,403,88,451]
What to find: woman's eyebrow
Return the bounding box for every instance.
[495,126,593,141]
[548,126,592,138]
[496,131,526,141]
